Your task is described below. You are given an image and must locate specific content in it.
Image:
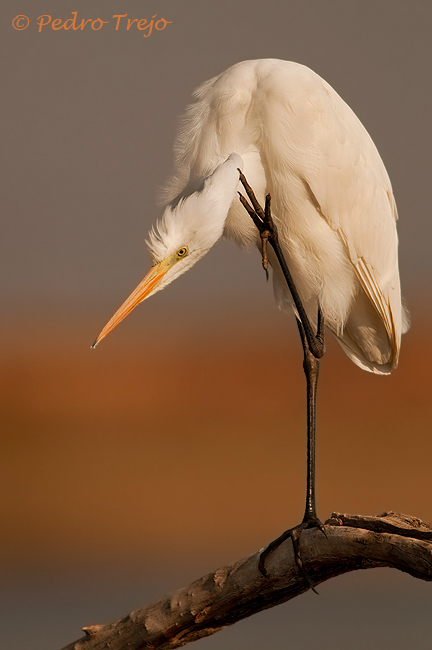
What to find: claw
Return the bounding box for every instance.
[238,172,276,281]
[260,230,270,279]
[258,519,326,594]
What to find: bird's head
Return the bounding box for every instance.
[92,154,243,348]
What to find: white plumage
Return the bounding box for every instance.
[94,59,408,374]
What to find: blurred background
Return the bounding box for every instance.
[1,1,431,648]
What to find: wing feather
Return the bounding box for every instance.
[302,76,405,371]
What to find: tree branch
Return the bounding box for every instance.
[61,512,432,650]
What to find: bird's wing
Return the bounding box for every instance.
[303,79,404,368]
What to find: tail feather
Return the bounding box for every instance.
[331,284,402,375]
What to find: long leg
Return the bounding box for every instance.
[298,316,321,526]
[238,171,326,586]
[257,315,324,587]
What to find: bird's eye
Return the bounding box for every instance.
[177,247,188,258]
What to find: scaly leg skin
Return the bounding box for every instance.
[238,170,327,590]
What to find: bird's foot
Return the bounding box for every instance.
[237,169,276,279]
[258,515,326,593]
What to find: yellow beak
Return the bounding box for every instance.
[91,258,172,348]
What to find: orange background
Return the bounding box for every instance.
[2,302,430,575]
[2,300,431,649]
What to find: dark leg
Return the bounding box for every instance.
[257,316,325,589]
[238,171,326,587]
[238,171,324,359]
[298,316,321,526]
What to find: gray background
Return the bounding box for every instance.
[2,2,432,649]
[2,0,431,311]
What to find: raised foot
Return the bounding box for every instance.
[258,517,326,593]
[237,169,325,359]
[237,169,276,277]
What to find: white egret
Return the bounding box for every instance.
[92,59,408,580]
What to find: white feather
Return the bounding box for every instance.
[155,59,407,374]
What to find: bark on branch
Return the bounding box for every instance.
[61,512,432,650]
